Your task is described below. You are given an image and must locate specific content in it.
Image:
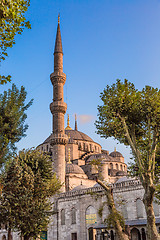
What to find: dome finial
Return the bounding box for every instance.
[65,114,72,130]
[75,114,78,131]
[114,147,116,152]
[58,13,60,24]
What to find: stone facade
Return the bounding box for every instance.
[48,179,160,240]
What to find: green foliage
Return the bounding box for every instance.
[0,0,31,61]
[0,84,33,165]
[0,0,31,84]
[104,211,125,230]
[96,79,160,239]
[96,79,160,175]
[0,149,61,240]
[0,75,11,85]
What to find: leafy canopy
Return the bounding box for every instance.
[0,0,31,84]
[0,84,33,165]
[0,149,61,240]
[96,79,160,176]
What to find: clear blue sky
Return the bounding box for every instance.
[1,0,160,163]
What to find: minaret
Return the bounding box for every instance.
[75,114,78,131]
[50,15,68,192]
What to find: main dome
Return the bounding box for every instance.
[43,129,94,144]
[65,130,94,142]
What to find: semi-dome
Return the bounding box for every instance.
[116,176,135,183]
[86,153,113,163]
[109,151,123,158]
[65,129,94,142]
[72,184,88,191]
[66,163,86,175]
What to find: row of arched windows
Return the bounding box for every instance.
[109,163,126,171]
[61,208,76,225]
[78,142,100,153]
[121,198,159,220]
[41,144,49,152]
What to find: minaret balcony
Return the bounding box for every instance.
[50,72,66,86]
[50,133,68,146]
[50,101,67,114]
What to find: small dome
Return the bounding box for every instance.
[72,184,88,191]
[109,151,123,158]
[116,171,127,176]
[66,163,85,175]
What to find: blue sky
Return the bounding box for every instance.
[1,0,160,162]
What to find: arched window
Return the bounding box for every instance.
[141,228,146,240]
[61,209,65,225]
[136,199,144,218]
[86,145,89,152]
[90,144,92,151]
[86,206,97,225]
[110,230,114,240]
[78,143,81,150]
[120,164,123,170]
[83,143,85,151]
[110,163,113,169]
[2,236,6,240]
[153,200,159,216]
[131,228,141,240]
[71,208,76,224]
[116,164,118,170]
[121,201,128,219]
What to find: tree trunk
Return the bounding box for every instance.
[96,179,130,240]
[142,175,160,240]
[7,227,12,240]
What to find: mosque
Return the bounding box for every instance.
[1,17,160,240]
[36,16,160,240]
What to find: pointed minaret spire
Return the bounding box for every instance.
[54,14,63,73]
[75,114,78,131]
[54,14,63,54]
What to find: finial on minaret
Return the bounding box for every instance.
[58,13,60,24]
[75,114,78,131]
[65,114,72,130]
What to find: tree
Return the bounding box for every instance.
[96,79,160,240]
[96,179,131,240]
[0,84,33,165]
[0,149,61,240]
[89,159,130,240]
[0,0,31,84]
